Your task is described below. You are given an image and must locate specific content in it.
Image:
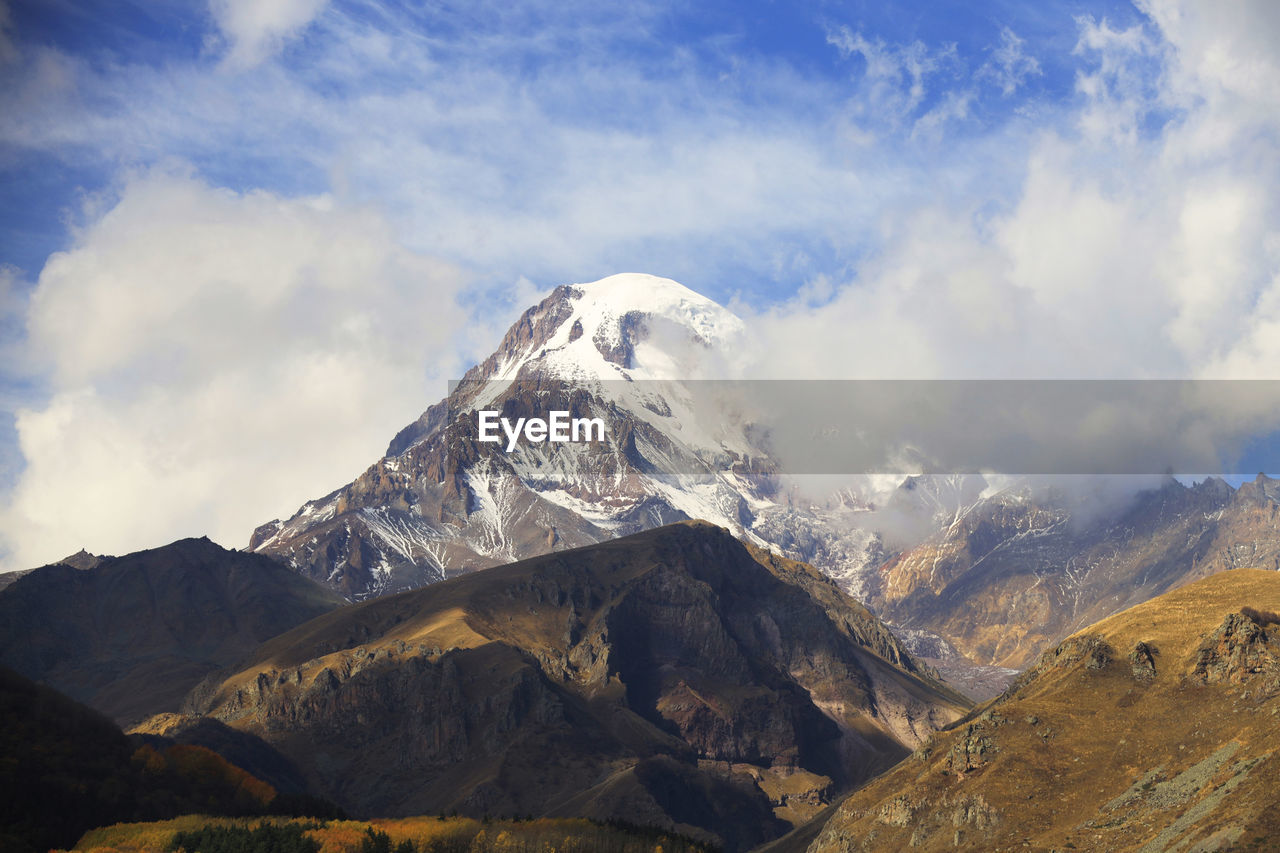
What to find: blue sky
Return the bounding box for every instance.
[1,0,1135,295]
[2,0,1279,567]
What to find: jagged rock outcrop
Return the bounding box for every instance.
[1190,610,1280,696]
[1129,640,1158,681]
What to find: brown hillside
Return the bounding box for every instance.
[808,568,1280,852]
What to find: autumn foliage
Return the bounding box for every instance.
[69,816,716,853]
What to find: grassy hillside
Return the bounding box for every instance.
[808,568,1280,852]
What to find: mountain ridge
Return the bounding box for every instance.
[177,521,968,852]
[0,536,346,725]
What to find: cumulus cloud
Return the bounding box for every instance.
[1,168,467,569]
[731,1,1280,501]
[209,0,329,69]
[745,1,1280,387]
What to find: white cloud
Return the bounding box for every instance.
[746,1,1280,387]
[1139,0,1280,110]
[209,0,329,69]
[3,0,1280,565]
[1072,15,1162,145]
[2,168,467,569]
[980,27,1042,96]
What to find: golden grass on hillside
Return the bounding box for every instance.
[805,568,1280,852]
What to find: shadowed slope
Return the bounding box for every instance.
[0,537,346,725]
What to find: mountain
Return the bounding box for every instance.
[863,474,1280,671]
[248,273,786,600]
[0,666,308,853]
[0,537,347,726]
[0,548,102,592]
[804,567,1280,852]
[242,273,966,633]
[244,272,1280,699]
[178,522,969,852]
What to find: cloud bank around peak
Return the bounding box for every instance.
[2,169,467,569]
[739,1,1280,383]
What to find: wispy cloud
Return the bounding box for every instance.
[980,27,1042,96]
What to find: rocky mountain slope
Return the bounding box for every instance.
[806,568,1280,852]
[866,474,1280,671]
[0,537,346,725]
[249,273,798,600]
[175,522,969,852]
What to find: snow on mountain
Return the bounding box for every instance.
[250,274,790,600]
[485,273,745,384]
[248,274,1002,608]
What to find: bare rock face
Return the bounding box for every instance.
[945,722,999,775]
[1129,640,1158,681]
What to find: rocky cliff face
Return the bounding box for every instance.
[0,537,346,726]
[863,475,1280,671]
[806,568,1280,853]
[180,522,968,852]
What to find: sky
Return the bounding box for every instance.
[1,0,1279,569]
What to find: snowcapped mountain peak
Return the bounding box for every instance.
[476,273,745,384]
[569,272,741,347]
